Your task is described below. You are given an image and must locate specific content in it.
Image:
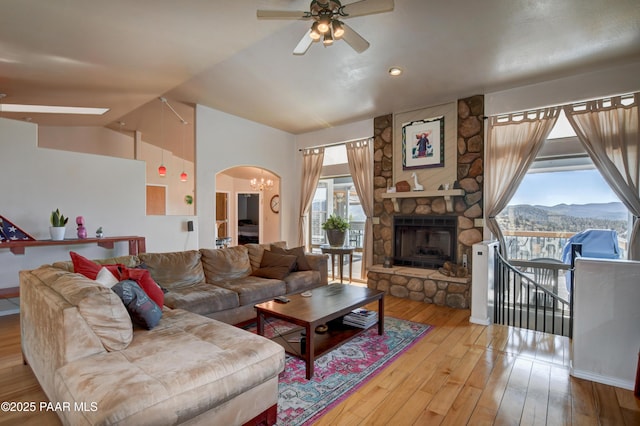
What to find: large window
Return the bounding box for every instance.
[311,177,365,247]
[497,111,630,261]
[309,144,366,282]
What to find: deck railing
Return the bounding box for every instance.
[494,247,574,337]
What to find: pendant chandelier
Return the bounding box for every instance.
[250,171,274,191]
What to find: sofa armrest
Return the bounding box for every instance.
[305,253,329,286]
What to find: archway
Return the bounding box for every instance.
[215,166,280,246]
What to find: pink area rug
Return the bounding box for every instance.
[248,317,432,426]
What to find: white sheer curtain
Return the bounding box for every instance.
[564,93,640,260]
[298,148,324,250]
[346,139,374,277]
[486,108,560,254]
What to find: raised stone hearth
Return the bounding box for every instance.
[368,265,470,309]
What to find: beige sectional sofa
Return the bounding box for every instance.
[20,243,328,425]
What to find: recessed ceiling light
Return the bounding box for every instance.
[0,103,109,115]
[388,67,403,76]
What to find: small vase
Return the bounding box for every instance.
[49,226,66,241]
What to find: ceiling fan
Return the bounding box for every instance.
[257,0,394,55]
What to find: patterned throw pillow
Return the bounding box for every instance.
[112,280,162,329]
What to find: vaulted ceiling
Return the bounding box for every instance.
[1,0,639,160]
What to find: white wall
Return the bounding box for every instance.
[0,118,197,289]
[39,126,133,159]
[195,105,297,248]
[572,258,640,390]
[485,60,640,116]
[295,118,373,150]
[140,140,195,216]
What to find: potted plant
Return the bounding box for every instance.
[322,214,351,247]
[49,208,68,241]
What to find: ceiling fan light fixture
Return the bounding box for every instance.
[323,31,334,46]
[310,22,321,40]
[317,15,331,33]
[332,20,344,38]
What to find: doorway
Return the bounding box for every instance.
[237,193,260,244]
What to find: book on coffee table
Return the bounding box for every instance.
[343,308,378,328]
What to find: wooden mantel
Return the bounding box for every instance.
[1,236,146,256]
[381,189,465,212]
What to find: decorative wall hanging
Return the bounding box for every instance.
[402,115,444,170]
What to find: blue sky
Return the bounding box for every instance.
[508,169,621,206]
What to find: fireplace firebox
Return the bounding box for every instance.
[393,215,457,269]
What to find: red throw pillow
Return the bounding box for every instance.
[70,251,123,281]
[121,267,164,308]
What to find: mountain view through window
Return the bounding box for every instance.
[496,111,629,261]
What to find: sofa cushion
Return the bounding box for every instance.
[200,246,252,282]
[112,280,163,330]
[53,309,284,426]
[213,276,286,306]
[270,245,312,271]
[245,243,271,271]
[95,267,119,288]
[138,251,205,290]
[284,270,322,294]
[69,251,124,280]
[163,282,239,316]
[251,250,297,280]
[245,241,287,271]
[53,254,140,273]
[120,267,164,307]
[30,266,133,351]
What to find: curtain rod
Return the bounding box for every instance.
[298,136,373,152]
[489,91,637,119]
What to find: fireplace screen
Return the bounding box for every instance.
[393,215,457,269]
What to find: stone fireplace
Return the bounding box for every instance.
[393,215,457,269]
[367,96,485,309]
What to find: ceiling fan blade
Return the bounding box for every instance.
[340,0,394,18]
[293,30,315,55]
[340,23,370,53]
[257,9,308,19]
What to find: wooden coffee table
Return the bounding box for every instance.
[255,284,384,379]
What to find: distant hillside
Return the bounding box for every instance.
[498,202,628,235]
[533,202,627,221]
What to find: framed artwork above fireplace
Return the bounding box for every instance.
[401,115,444,170]
[393,102,457,190]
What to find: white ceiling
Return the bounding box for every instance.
[1,0,639,161]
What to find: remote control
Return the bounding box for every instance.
[274,296,290,303]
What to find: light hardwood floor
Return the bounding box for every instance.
[1,297,638,425]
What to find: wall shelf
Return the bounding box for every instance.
[381,189,465,212]
[1,236,146,256]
